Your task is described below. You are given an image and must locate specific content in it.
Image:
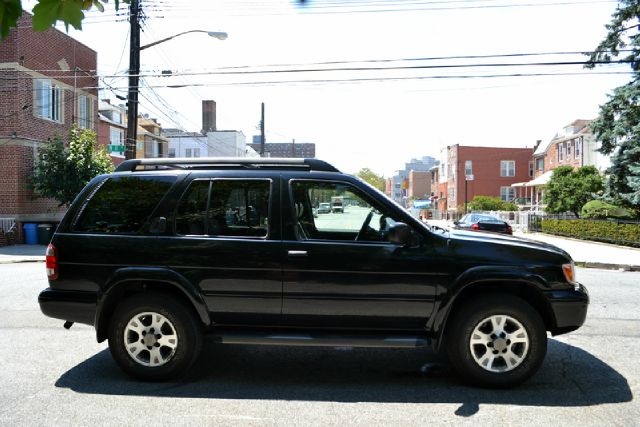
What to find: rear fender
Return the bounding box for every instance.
[94,267,210,342]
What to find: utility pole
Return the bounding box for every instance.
[260,102,265,157]
[291,138,295,157]
[126,0,141,160]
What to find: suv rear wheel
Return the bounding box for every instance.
[108,292,203,381]
[446,294,547,388]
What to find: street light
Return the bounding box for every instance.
[140,30,228,51]
[125,21,228,160]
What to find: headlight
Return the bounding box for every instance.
[562,262,576,284]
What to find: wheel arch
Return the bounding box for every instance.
[431,277,556,352]
[95,268,210,343]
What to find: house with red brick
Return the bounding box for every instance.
[433,144,534,214]
[97,100,127,166]
[515,119,611,210]
[0,12,98,238]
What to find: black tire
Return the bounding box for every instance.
[445,294,547,388]
[108,292,203,381]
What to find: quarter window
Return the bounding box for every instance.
[74,176,175,233]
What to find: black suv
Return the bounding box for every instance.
[38,158,588,387]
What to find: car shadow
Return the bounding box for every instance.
[55,338,631,416]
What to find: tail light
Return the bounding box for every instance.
[506,225,513,234]
[471,223,479,230]
[45,244,58,280]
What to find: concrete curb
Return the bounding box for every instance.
[576,261,640,272]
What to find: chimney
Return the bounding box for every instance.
[202,100,216,134]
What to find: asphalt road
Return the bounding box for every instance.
[0,263,638,426]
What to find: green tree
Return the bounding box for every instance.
[543,166,603,217]
[31,126,114,206]
[468,195,518,212]
[355,168,385,191]
[1,0,116,39]
[586,1,640,214]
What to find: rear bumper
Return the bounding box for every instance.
[38,288,97,326]
[546,283,589,335]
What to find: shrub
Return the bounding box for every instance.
[541,218,640,247]
[581,200,633,219]
[468,195,518,212]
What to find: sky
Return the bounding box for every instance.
[22,0,631,176]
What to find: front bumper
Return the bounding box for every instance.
[38,288,97,326]
[545,282,589,335]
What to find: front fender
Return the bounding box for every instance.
[428,265,551,351]
[95,267,210,342]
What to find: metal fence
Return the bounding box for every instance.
[0,218,16,232]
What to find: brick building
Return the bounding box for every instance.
[250,137,316,158]
[520,119,611,210]
[97,100,126,166]
[0,12,98,227]
[433,145,534,213]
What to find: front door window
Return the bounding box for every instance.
[290,181,398,242]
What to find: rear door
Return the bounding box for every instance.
[156,173,283,326]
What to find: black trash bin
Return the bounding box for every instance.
[37,223,55,245]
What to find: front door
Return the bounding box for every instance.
[281,179,438,331]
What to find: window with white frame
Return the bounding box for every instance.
[500,160,515,177]
[558,143,564,162]
[566,141,572,159]
[193,147,200,158]
[500,186,516,201]
[78,94,93,129]
[34,79,63,122]
[536,157,544,171]
[109,127,123,144]
[529,161,534,177]
[465,160,473,176]
[575,138,581,159]
[168,148,176,158]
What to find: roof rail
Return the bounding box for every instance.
[114,157,340,173]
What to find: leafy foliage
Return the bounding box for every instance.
[31,126,114,207]
[581,200,633,219]
[586,1,640,212]
[543,166,603,217]
[468,195,518,212]
[355,168,385,192]
[541,219,640,248]
[0,0,124,39]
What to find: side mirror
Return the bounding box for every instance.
[149,216,167,233]
[453,220,459,226]
[388,222,412,246]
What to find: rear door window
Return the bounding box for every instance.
[74,175,176,234]
[175,179,271,238]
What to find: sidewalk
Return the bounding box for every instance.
[0,245,46,264]
[426,219,640,271]
[515,231,640,271]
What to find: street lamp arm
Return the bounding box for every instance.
[140,30,228,50]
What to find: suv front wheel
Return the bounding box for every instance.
[108,292,203,381]
[446,294,547,388]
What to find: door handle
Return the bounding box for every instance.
[287,250,308,257]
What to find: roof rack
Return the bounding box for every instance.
[114,157,340,173]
